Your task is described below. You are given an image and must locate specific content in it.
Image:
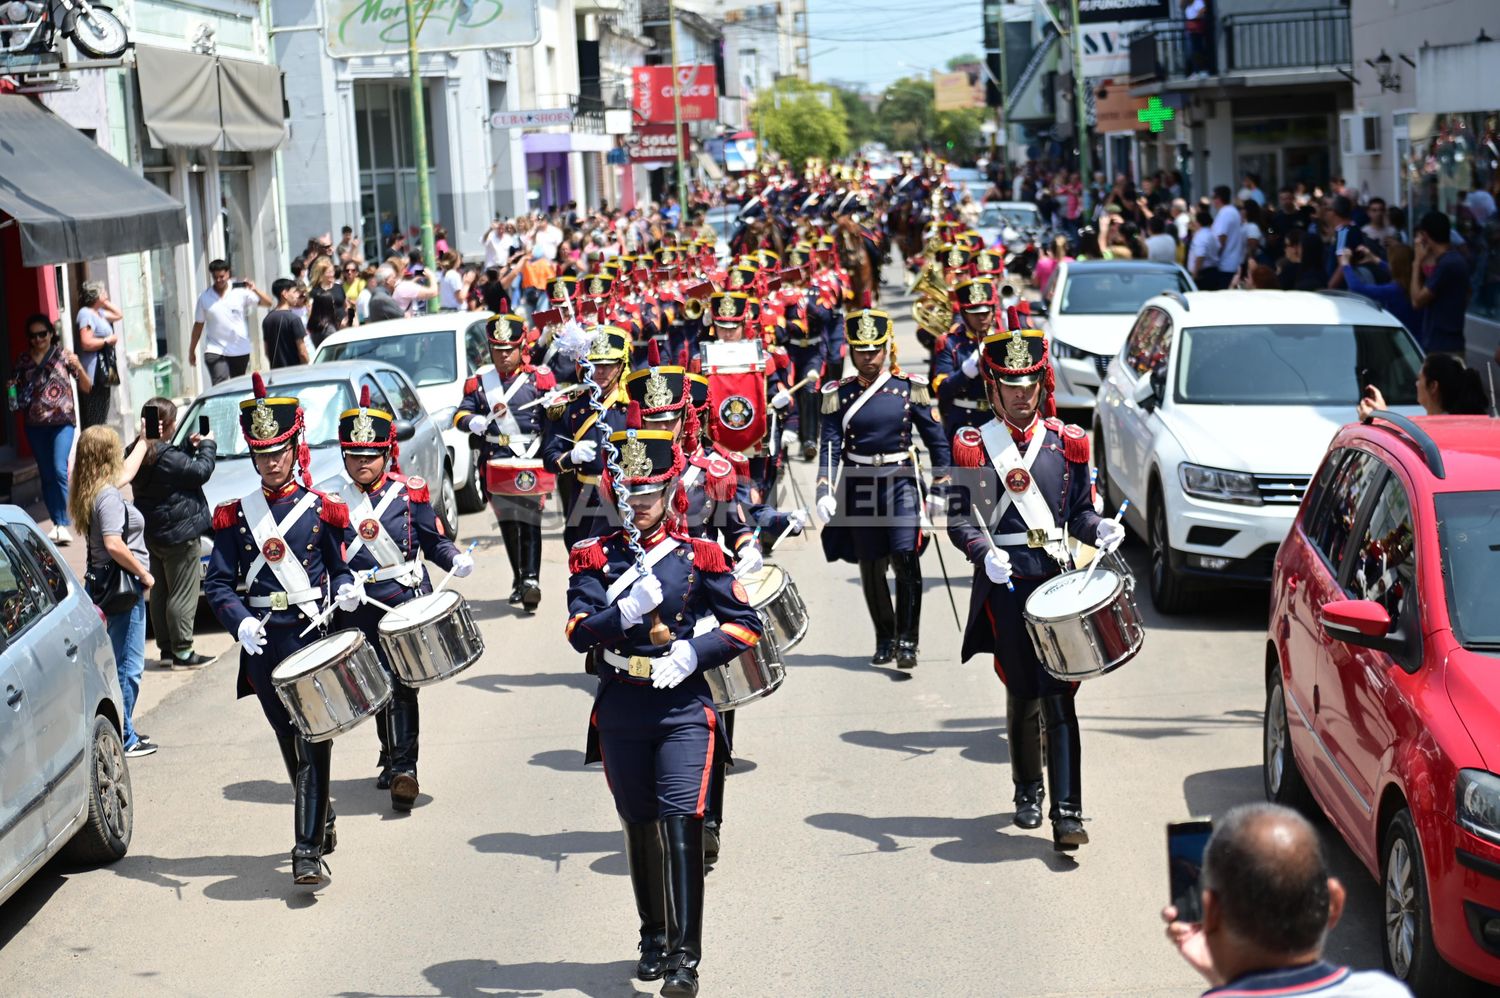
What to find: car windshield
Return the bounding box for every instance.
[1059,270,1190,314]
[1175,324,1422,405]
[1436,491,1500,651]
[979,205,1039,230]
[317,332,456,387]
[177,381,355,458]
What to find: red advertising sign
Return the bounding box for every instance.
[624,124,691,164]
[631,65,718,123]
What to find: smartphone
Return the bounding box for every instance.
[1168,819,1214,923]
[199,414,211,436]
[231,280,248,289]
[143,407,161,440]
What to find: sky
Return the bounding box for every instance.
[804,0,988,92]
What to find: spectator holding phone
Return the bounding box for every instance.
[188,260,273,384]
[261,278,310,368]
[1163,803,1410,996]
[1357,354,1491,420]
[131,398,217,668]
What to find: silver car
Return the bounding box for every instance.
[1,507,130,906]
[176,361,457,576]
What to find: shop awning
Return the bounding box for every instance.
[1418,40,1500,114]
[0,95,188,267]
[136,45,286,151]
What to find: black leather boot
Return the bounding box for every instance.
[892,550,923,669]
[292,737,332,884]
[389,681,421,812]
[623,820,668,981]
[281,734,336,854]
[374,704,393,789]
[1006,694,1044,829]
[859,557,896,664]
[661,815,705,997]
[797,389,819,460]
[499,520,523,603]
[1042,694,1088,851]
[519,520,542,613]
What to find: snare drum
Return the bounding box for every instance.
[694,613,787,710]
[272,629,392,741]
[1022,566,1144,682]
[377,589,485,687]
[486,458,556,497]
[739,564,809,651]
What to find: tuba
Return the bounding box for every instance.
[910,259,953,340]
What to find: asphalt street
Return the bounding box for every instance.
[0,291,1391,998]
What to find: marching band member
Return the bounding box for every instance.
[944,326,1124,852]
[816,309,950,669]
[455,314,556,611]
[567,402,764,997]
[325,388,467,809]
[932,278,1001,439]
[777,247,831,461]
[542,325,632,546]
[203,375,351,886]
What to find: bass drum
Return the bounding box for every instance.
[272,629,391,741]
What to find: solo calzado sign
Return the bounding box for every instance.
[631,65,717,123]
[624,124,690,163]
[325,0,539,57]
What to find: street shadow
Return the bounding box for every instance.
[343,957,646,998]
[465,598,530,622]
[806,811,1076,869]
[1083,708,1262,741]
[0,867,68,949]
[1108,543,1271,634]
[470,829,627,877]
[222,778,433,818]
[459,669,597,696]
[840,723,1008,765]
[524,749,757,778]
[103,852,322,906]
[787,651,912,683]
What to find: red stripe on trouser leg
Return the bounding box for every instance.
[694,706,717,817]
[983,601,1007,685]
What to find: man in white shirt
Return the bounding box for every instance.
[1187,207,1220,283]
[483,219,508,269]
[188,259,273,385]
[1207,186,1244,290]
[533,216,564,259]
[1145,215,1178,263]
[1171,198,1191,242]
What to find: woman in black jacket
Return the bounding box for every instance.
[133,397,217,668]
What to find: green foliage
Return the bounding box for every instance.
[946,53,981,71]
[835,87,878,150]
[755,79,851,169]
[873,75,987,165]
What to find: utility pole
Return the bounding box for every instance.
[1068,0,1092,213]
[404,0,435,268]
[668,0,689,220]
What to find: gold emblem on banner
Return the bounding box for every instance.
[250,399,279,440]
[1005,329,1031,369]
[351,411,378,443]
[621,435,651,477]
[644,370,672,408]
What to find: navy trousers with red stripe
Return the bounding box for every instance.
[595,675,720,824]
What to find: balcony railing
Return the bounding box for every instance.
[1129,7,1350,85]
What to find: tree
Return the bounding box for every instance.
[835,86,878,151]
[935,107,988,164]
[876,77,936,154]
[946,53,981,71]
[755,79,851,169]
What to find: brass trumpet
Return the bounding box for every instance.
[683,297,706,320]
[910,259,953,339]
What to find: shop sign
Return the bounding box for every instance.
[490,108,574,129]
[325,0,540,58]
[1077,0,1166,23]
[631,65,717,123]
[624,124,690,163]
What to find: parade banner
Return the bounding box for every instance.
[631,65,718,123]
[325,0,539,58]
[707,370,766,454]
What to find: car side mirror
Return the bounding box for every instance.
[1149,364,1167,402]
[1320,599,1420,670]
[393,419,416,441]
[1030,301,1048,317]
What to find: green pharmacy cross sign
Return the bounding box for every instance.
[1137,97,1175,133]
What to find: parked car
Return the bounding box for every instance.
[701,205,736,259]
[1265,411,1500,991]
[1037,260,1195,411]
[1,506,131,907]
[1093,290,1424,612]
[975,201,1043,249]
[314,313,493,513]
[177,361,457,577]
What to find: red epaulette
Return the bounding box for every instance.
[690,537,730,573]
[1061,423,1090,464]
[1044,416,1064,433]
[463,375,479,394]
[399,475,430,504]
[533,366,558,391]
[952,426,985,468]
[713,444,750,480]
[699,452,737,501]
[315,491,350,528]
[569,537,608,574]
[212,499,240,532]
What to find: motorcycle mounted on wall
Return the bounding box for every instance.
[0,0,129,61]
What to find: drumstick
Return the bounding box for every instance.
[971,506,1016,593]
[1078,499,1131,592]
[431,540,479,597]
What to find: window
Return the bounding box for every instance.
[1124,307,1171,376]
[1435,491,1500,650]
[359,376,394,417]
[178,381,355,457]
[318,331,457,387]
[0,528,54,640]
[1304,450,1382,574]
[1345,476,1416,632]
[464,322,489,374]
[1175,324,1422,405]
[374,370,423,422]
[1058,271,1192,315]
[10,526,67,603]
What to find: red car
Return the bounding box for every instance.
[1265,411,1500,991]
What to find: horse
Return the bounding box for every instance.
[885,198,928,277]
[835,212,881,307]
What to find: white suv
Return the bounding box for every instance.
[1093,290,1425,612]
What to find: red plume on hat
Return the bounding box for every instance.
[647,339,661,367]
[359,384,371,409]
[252,371,268,399]
[626,400,643,431]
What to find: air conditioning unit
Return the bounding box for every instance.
[1340,113,1382,156]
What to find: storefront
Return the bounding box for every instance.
[522,132,614,214]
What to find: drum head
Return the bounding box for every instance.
[378,589,462,634]
[273,628,363,681]
[740,565,785,606]
[1024,569,1121,622]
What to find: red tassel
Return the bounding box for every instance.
[402,475,429,504]
[704,454,737,501]
[360,384,371,408]
[690,537,729,573]
[626,401,642,430]
[568,538,608,574]
[1044,366,1057,420]
[463,375,479,395]
[318,493,349,528]
[1062,424,1090,464]
[212,500,240,532]
[952,427,985,468]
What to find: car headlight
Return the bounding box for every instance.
[1179,463,1262,506]
[1458,770,1500,844]
[1050,339,1077,360]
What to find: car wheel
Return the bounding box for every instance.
[1382,808,1463,991]
[437,471,460,542]
[1148,486,1194,614]
[456,447,485,514]
[1263,669,1315,813]
[61,715,132,864]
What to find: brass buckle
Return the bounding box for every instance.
[627,655,653,679]
[269,591,290,611]
[496,433,510,447]
[1026,528,1049,548]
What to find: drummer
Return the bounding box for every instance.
[944,326,1123,852]
[541,325,632,547]
[326,387,469,810]
[932,279,1000,439]
[456,313,556,611]
[567,402,763,996]
[203,374,353,886]
[815,309,950,670]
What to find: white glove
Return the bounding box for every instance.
[961,351,981,379]
[568,438,598,466]
[786,509,809,536]
[237,615,266,656]
[771,387,793,410]
[816,494,838,523]
[617,573,664,629]
[450,553,474,578]
[983,547,1013,586]
[465,414,487,435]
[652,639,698,689]
[734,543,764,578]
[336,581,363,612]
[1095,518,1126,554]
[925,492,946,519]
[780,428,799,451]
